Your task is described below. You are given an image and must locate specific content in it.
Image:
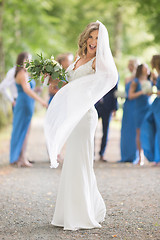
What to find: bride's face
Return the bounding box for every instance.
[86,30,99,56]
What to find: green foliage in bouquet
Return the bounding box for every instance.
[25,53,68,88]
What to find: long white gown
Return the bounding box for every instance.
[51,57,106,230]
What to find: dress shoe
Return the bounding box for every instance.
[28,160,35,164]
[99,156,108,162]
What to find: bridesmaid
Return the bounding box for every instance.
[10,52,47,167]
[151,55,160,165]
[120,59,139,163]
[128,64,151,165]
[141,55,160,165]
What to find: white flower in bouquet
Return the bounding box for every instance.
[51,56,57,65]
[51,56,55,61]
[51,56,62,70]
[141,80,152,94]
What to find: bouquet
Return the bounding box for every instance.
[114,90,127,98]
[25,54,68,88]
[141,80,152,94]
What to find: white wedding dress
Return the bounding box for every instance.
[51,57,106,230]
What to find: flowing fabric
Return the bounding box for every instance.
[45,21,118,168]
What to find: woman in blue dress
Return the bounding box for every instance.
[151,55,160,165]
[129,64,151,165]
[141,55,160,165]
[120,59,139,163]
[10,52,47,167]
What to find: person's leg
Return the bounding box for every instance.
[136,128,142,165]
[99,111,111,161]
[94,105,101,160]
[17,125,32,167]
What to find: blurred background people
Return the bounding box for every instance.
[120,59,139,163]
[141,55,160,166]
[95,83,118,162]
[48,53,73,104]
[0,66,17,110]
[10,52,47,167]
[128,63,151,165]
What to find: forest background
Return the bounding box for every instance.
[0,0,160,127]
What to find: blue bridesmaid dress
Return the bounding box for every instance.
[140,109,155,162]
[48,94,54,105]
[133,78,151,129]
[10,79,35,164]
[141,75,160,163]
[152,75,160,163]
[120,81,138,162]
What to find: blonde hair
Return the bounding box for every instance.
[151,55,160,70]
[129,58,139,68]
[78,22,99,57]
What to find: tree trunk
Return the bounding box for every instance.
[113,5,123,59]
[0,0,5,82]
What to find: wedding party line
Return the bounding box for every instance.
[1,52,159,168]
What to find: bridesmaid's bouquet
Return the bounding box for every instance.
[25,54,68,88]
[141,80,152,94]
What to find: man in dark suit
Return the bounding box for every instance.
[95,84,118,162]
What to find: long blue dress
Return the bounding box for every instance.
[120,81,138,162]
[10,79,35,164]
[141,75,160,163]
[134,78,151,129]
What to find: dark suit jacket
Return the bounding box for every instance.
[95,84,118,115]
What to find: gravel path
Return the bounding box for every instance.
[0,116,160,240]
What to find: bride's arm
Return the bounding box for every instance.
[128,81,143,100]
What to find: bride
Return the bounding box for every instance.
[45,21,118,230]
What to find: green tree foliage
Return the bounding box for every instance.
[0,0,159,84]
[2,0,160,73]
[0,0,5,80]
[134,0,160,44]
[3,0,65,70]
